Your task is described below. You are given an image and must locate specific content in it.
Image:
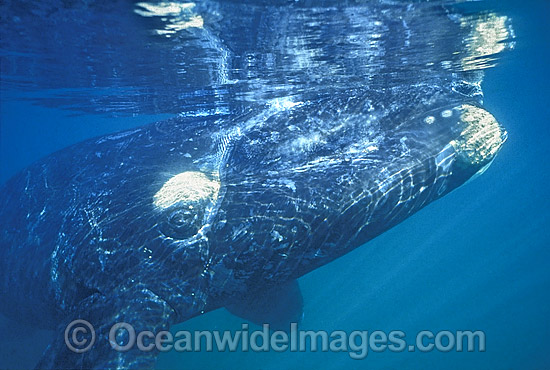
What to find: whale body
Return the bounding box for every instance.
[0,0,513,368]
[0,94,505,368]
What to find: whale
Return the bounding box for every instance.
[0,0,516,367]
[0,91,506,368]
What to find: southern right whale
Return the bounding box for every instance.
[0,0,512,368]
[0,95,506,368]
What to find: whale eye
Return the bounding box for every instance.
[163,209,199,239]
[169,209,195,227]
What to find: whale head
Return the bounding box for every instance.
[450,104,507,178]
[428,104,507,187]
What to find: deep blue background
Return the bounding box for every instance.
[0,1,548,369]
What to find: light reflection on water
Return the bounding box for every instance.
[0,0,514,117]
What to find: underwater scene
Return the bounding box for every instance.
[0,0,549,369]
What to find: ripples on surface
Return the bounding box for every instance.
[0,0,514,117]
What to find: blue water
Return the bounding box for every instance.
[1,0,549,369]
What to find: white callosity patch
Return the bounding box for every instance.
[424,116,435,125]
[451,104,506,167]
[441,109,453,118]
[153,171,220,209]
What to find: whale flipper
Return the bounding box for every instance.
[36,287,176,370]
[226,280,303,330]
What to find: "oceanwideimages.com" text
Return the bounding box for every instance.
[65,320,486,359]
